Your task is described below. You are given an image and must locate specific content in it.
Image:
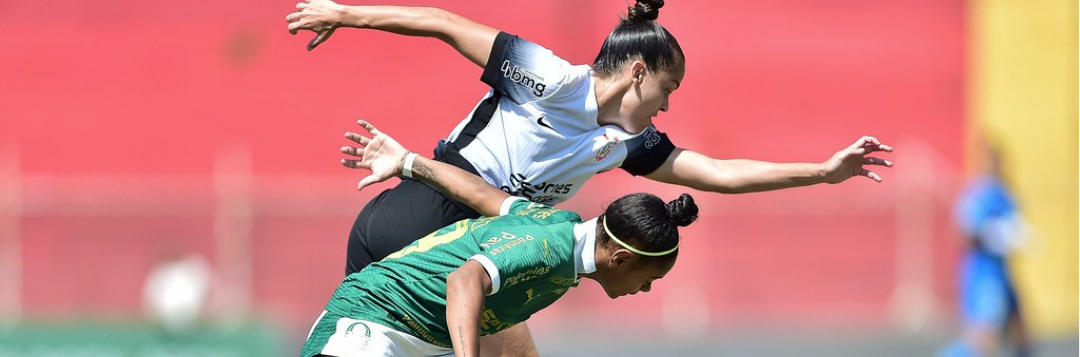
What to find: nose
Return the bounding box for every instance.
[660,98,669,112]
[640,282,652,293]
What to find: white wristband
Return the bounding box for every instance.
[402,152,419,178]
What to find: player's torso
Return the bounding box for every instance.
[449,93,640,205]
[335,214,579,344]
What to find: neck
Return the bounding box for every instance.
[592,74,631,129]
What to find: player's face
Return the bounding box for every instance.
[624,61,685,133]
[601,256,676,299]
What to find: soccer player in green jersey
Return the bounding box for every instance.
[301,120,699,357]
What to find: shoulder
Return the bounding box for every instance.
[620,125,677,176]
[482,33,582,104]
[510,201,581,224]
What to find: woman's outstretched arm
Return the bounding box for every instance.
[645,136,894,193]
[286,0,498,66]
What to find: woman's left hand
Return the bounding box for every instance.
[341,119,411,191]
[822,136,894,184]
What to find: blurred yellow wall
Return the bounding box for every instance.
[969,0,1078,335]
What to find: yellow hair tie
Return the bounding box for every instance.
[602,217,679,257]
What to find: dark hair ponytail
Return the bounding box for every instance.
[599,193,698,264]
[593,0,684,78]
[627,0,664,21]
[664,193,698,227]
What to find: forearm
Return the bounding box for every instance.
[446,268,486,357]
[332,6,496,66]
[648,137,893,193]
[410,156,509,216]
[334,6,449,36]
[703,159,827,193]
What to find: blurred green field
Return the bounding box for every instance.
[0,321,282,357]
[1,321,1074,357]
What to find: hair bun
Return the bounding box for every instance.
[665,193,698,227]
[628,0,664,21]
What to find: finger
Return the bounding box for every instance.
[357,175,383,191]
[862,157,893,167]
[344,131,373,146]
[850,136,870,149]
[295,1,307,9]
[344,131,369,145]
[341,158,365,169]
[356,119,383,137]
[859,168,883,182]
[308,27,336,51]
[855,137,893,154]
[341,146,364,157]
[854,143,890,155]
[285,12,299,23]
[288,21,306,34]
[858,142,895,154]
[857,144,882,154]
[343,133,370,147]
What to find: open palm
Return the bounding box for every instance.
[340,120,410,190]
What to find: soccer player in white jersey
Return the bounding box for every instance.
[304,120,698,357]
[286,1,894,356]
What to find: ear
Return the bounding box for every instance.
[629,61,647,83]
[608,249,634,268]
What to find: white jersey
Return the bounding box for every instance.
[438,32,675,205]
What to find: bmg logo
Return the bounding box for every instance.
[501,60,547,97]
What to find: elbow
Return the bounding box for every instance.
[706,185,746,195]
[447,262,491,298]
[446,270,468,305]
[446,268,476,295]
[704,185,748,195]
[708,179,753,194]
[447,269,466,291]
[420,6,452,20]
[421,7,458,42]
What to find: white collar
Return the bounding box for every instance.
[573,218,598,277]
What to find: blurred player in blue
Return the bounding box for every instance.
[937,143,1032,357]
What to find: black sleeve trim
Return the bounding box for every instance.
[621,130,676,176]
[480,32,515,90]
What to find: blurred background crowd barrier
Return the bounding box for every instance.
[1,0,1075,355]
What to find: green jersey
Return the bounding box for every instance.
[323,198,586,348]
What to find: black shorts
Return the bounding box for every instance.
[345,178,480,275]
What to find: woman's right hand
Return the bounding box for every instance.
[286,0,345,50]
[341,120,411,191]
